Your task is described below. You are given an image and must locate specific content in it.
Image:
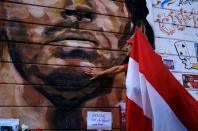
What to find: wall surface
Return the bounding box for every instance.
[0,0,197,130]
[0,0,130,130]
[149,0,198,100]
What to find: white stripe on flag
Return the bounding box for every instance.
[126,57,187,131]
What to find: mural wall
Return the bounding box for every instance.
[0,0,133,130]
[151,0,198,100]
[0,0,197,130]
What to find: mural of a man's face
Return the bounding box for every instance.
[3,0,132,108]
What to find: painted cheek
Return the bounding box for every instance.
[73,0,89,7]
[45,9,64,24]
[95,0,119,15]
[107,34,119,49]
[94,16,114,31]
[112,17,122,32]
[5,3,29,19]
[22,0,61,7]
[122,4,130,18]
[16,44,41,62]
[27,27,45,43]
[27,6,45,18]
[94,32,110,49]
[93,0,108,14]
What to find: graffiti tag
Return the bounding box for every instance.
[156,8,198,35]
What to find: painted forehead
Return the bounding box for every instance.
[4,0,129,18]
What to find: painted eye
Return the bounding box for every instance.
[76,12,96,21]
[61,9,77,18]
[82,12,96,21]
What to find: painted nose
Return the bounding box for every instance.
[61,9,96,22]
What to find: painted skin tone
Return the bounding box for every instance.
[4,0,132,106]
[84,35,134,80]
[2,0,133,129]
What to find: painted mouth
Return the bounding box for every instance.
[45,28,99,46]
[44,29,107,64]
[52,40,97,61]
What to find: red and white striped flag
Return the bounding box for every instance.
[126,27,198,131]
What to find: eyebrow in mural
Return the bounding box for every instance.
[0,0,154,130]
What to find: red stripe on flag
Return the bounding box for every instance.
[130,27,198,131]
[126,96,152,131]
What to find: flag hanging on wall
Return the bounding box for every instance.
[125,27,198,131]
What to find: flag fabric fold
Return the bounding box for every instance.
[126,27,198,131]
